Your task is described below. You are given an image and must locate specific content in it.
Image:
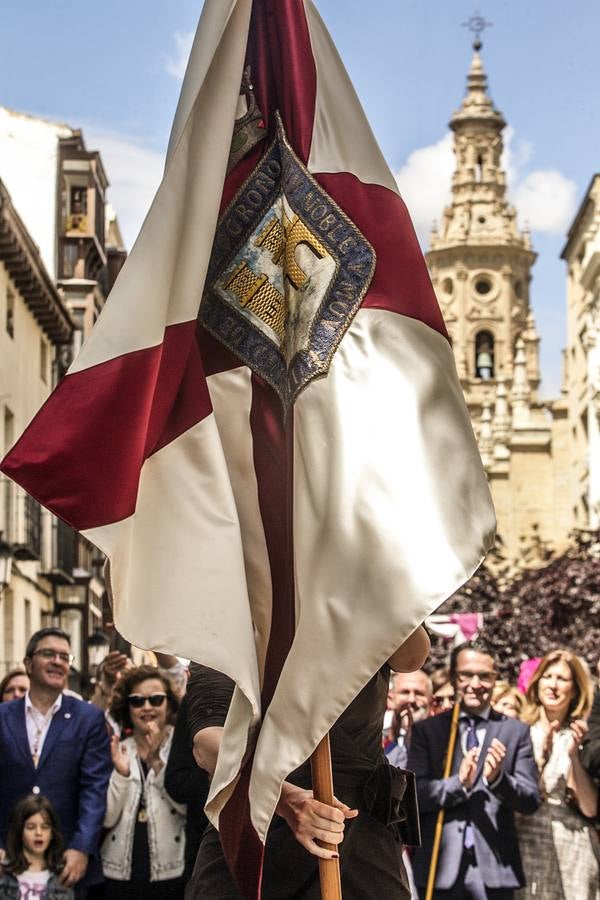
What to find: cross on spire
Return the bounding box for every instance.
[462,10,493,51]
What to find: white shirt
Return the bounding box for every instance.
[16,868,50,899]
[25,692,62,766]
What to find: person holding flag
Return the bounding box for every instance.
[1,0,496,896]
[184,626,428,899]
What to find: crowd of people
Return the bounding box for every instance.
[386,643,600,899]
[0,627,598,900]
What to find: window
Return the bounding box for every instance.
[475,276,492,296]
[3,407,15,540]
[476,153,484,182]
[475,331,495,380]
[62,243,79,278]
[24,599,32,642]
[40,338,48,384]
[67,185,89,233]
[6,288,14,338]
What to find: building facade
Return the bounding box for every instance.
[425,46,572,562]
[562,175,600,529]
[0,177,74,671]
[0,108,126,678]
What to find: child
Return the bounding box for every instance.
[0,795,72,900]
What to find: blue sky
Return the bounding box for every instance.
[2,0,599,396]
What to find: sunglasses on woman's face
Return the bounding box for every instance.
[128,692,167,709]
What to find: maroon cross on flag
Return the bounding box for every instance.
[1,1,495,896]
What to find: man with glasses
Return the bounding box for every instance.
[0,627,112,897]
[408,640,540,900]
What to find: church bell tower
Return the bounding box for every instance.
[426,37,540,427]
[424,29,573,564]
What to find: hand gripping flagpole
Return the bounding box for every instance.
[311,735,343,900]
[424,699,461,900]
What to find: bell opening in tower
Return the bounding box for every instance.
[475,331,495,380]
[476,153,484,182]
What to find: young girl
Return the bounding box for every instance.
[0,795,73,900]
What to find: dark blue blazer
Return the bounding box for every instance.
[407,708,540,891]
[0,694,112,885]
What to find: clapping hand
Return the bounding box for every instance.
[459,747,479,790]
[483,738,506,784]
[567,719,588,758]
[542,719,561,763]
[110,734,130,777]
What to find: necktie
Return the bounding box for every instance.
[464,717,480,849]
[466,716,479,752]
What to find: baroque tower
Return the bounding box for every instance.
[426,38,572,563]
[427,43,540,419]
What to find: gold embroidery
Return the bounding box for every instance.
[225,263,286,343]
[281,214,327,289]
[255,212,328,289]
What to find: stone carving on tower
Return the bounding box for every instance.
[425,26,572,561]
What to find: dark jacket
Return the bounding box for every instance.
[164,694,210,878]
[408,707,540,891]
[0,695,112,886]
[0,871,73,899]
[581,688,600,781]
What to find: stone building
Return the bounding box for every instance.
[562,175,600,529]
[425,45,572,563]
[0,108,126,677]
[0,177,73,671]
[0,108,126,353]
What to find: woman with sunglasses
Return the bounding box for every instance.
[100,665,187,899]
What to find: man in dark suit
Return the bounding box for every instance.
[0,627,112,896]
[408,640,540,900]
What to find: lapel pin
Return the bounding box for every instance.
[64,713,71,719]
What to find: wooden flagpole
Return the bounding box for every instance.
[311,734,343,900]
[424,699,461,900]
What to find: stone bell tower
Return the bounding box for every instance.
[425,33,573,563]
[426,39,540,422]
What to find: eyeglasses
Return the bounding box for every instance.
[32,649,74,665]
[455,670,495,686]
[128,693,167,709]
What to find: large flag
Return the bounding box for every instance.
[2,0,495,894]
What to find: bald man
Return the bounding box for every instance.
[385,670,433,768]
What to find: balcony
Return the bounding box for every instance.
[12,493,42,561]
[57,135,108,283]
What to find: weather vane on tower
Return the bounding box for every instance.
[462,9,493,51]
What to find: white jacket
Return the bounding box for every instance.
[101,727,186,881]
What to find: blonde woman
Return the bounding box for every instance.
[492,682,524,719]
[516,650,598,900]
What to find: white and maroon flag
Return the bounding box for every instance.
[2,0,495,895]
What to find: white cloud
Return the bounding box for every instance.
[394,133,454,243]
[83,126,165,249]
[165,31,194,81]
[395,127,576,241]
[512,169,577,234]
